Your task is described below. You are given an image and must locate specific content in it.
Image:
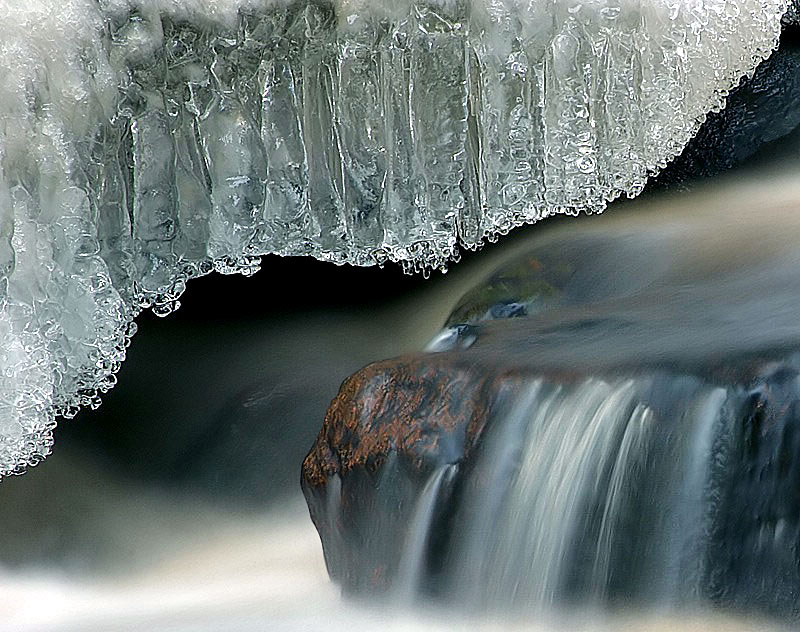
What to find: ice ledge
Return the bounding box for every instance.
[0,0,792,477]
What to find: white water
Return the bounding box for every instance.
[0,495,785,632]
[3,161,800,630]
[394,464,457,603]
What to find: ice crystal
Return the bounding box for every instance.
[785,0,800,24]
[0,0,791,476]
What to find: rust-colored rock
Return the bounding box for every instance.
[299,207,800,603]
[301,353,520,591]
[302,355,506,489]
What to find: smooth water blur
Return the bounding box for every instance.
[2,129,800,631]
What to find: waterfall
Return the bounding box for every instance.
[589,402,653,600]
[393,464,457,602]
[655,387,728,604]
[452,379,646,608]
[323,374,776,614]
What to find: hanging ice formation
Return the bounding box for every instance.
[0,0,791,476]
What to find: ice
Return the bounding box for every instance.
[0,0,791,476]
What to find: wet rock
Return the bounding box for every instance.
[301,355,512,590]
[707,362,800,617]
[302,213,800,618]
[653,32,800,188]
[302,341,800,618]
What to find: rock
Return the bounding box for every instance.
[443,250,574,327]
[303,349,800,616]
[301,355,510,590]
[301,200,800,618]
[653,32,800,189]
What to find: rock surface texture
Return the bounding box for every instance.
[303,188,800,619]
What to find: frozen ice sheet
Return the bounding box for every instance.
[0,0,790,475]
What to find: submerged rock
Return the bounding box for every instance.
[302,192,800,620]
[443,250,574,327]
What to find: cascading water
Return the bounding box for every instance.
[394,463,457,603]
[307,344,800,622]
[454,379,648,608]
[302,173,800,625]
[444,377,731,611]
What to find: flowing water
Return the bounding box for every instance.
[394,464,458,604]
[408,380,736,610]
[2,149,800,629]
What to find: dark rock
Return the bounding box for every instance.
[302,213,800,618]
[301,355,511,590]
[706,362,800,617]
[302,336,800,614]
[653,32,800,189]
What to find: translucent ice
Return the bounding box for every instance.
[0,0,790,476]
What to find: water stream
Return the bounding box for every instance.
[1,124,800,632]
